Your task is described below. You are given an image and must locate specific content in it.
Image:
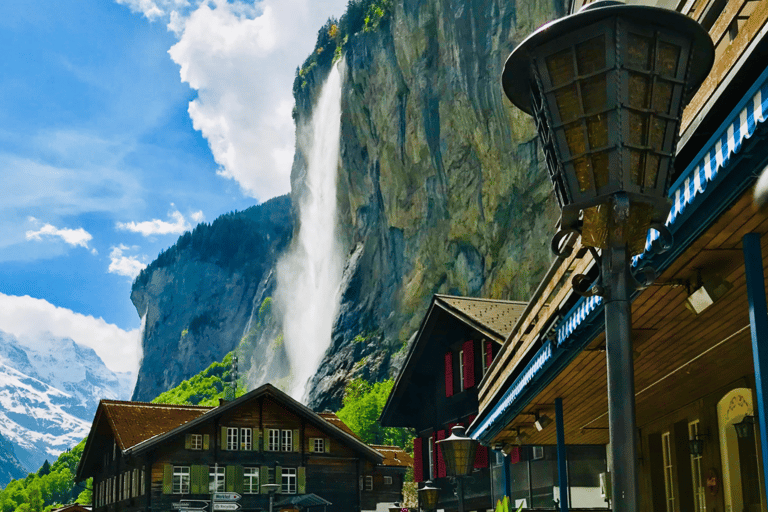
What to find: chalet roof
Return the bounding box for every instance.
[100,400,210,451]
[369,445,413,468]
[50,505,91,512]
[318,412,361,440]
[434,295,528,342]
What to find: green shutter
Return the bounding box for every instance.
[162,465,173,495]
[308,438,314,453]
[253,429,260,452]
[234,466,244,494]
[225,466,236,492]
[221,427,227,449]
[202,466,209,494]
[325,438,330,453]
[203,434,210,450]
[185,435,192,449]
[260,465,269,489]
[190,466,201,494]
[297,467,306,494]
[275,466,282,491]
[293,429,299,452]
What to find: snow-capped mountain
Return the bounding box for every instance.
[0,331,134,472]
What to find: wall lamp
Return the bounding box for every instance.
[685,270,732,315]
[735,415,756,439]
[688,432,709,456]
[534,412,553,431]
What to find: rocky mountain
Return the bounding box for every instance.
[0,331,131,474]
[130,195,293,401]
[129,0,564,411]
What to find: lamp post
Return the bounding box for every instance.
[417,481,441,512]
[436,425,478,512]
[502,2,713,510]
[261,483,280,512]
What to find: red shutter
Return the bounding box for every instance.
[413,437,424,482]
[509,446,521,464]
[436,430,447,478]
[463,340,475,389]
[474,445,489,469]
[444,352,454,397]
[485,340,493,368]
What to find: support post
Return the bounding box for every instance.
[603,246,639,511]
[742,232,768,501]
[456,477,465,512]
[555,397,569,512]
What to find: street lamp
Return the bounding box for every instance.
[417,481,441,511]
[261,483,280,512]
[502,1,713,511]
[735,415,756,439]
[436,425,478,512]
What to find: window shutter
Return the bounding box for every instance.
[225,466,236,492]
[436,430,446,478]
[203,434,210,450]
[463,340,475,389]
[260,465,269,487]
[190,466,200,494]
[276,466,283,490]
[509,446,521,464]
[201,466,209,493]
[293,429,300,452]
[474,445,489,468]
[325,438,331,453]
[444,352,454,397]
[308,438,315,453]
[185,434,192,450]
[162,465,173,495]
[253,429,260,452]
[413,437,424,482]
[485,340,493,369]
[233,466,244,494]
[297,467,306,494]
[220,426,227,449]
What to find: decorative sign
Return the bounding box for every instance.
[212,503,241,511]
[212,493,241,502]
[172,501,209,510]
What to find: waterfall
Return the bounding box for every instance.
[275,60,345,402]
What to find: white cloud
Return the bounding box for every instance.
[157,0,347,201]
[0,293,141,374]
[26,223,93,249]
[116,208,191,236]
[190,210,205,223]
[109,245,148,278]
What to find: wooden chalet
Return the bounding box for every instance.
[380,295,529,511]
[469,0,768,510]
[75,384,411,512]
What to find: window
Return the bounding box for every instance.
[481,341,488,376]
[241,428,252,450]
[282,430,293,451]
[689,420,706,512]
[459,349,465,391]
[243,467,260,494]
[227,427,239,450]
[662,431,674,512]
[190,434,203,450]
[209,466,225,493]
[141,466,145,495]
[269,429,281,451]
[384,476,393,485]
[133,468,139,497]
[173,467,190,494]
[281,468,297,494]
[313,438,325,453]
[123,471,129,500]
[428,436,434,479]
[365,476,373,491]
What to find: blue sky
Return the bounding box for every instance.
[0,0,346,376]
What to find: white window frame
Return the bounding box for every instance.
[459,349,465,391]
[313,438,325,453]
[269,429,281,451]
[281,467,297,494]
[227,427,239,451]
[124,471,130,500]
[141,466,146,495]
[481,340,488,376]
[662,431,674,512]
[365,476,373,491]
[281,429,293,452]
[173,466,190,494]
[428,436,435,479]
[384,476,393,485]
[210,466,225,493]
[688,420,706,512]
[133,468,139,497]
[243,467,260,494]
[191,433,203,450]
[241,428,252,450]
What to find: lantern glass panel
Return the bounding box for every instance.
[546,48,575,87]
[587,115,608,149]
[628,73,651,108]
[656,41,681,77]
[555,85,582,124]
[581,75,607,114]
[575,35,606,74]
[573,156,592,192]
[653,80,674,114]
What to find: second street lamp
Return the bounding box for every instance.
[436,425,478,512]
[502,1,713,510]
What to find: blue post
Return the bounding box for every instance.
[742,232,768,501]
[555,397,569,512]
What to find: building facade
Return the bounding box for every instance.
[76,384,411,512]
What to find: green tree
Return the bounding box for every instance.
[36,462,50,478]
[336,378,414,449]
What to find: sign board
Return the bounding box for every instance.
[212,493,241,502]
[172,502,209,510]
[212,503,241,511]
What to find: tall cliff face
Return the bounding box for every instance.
[131,196,292,402]
[296,0,565,410]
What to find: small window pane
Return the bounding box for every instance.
[209,467,225,493]
[173,467,190,494]
[269,430,281,451]
[244,467,260,494]
[314,438,325,453]
[227,428,239,451]
[191,434,203,450]
[282,430,293,452]
[282,468,297,494]
[241,428,252,450]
